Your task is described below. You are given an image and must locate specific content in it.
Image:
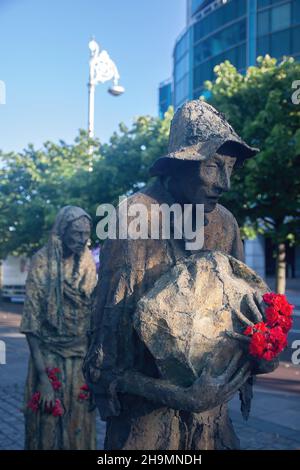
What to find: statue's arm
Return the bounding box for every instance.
[26,333,49,382]
[117,370,202,413]
[115,351,252,414]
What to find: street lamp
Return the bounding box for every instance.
[87,39,124,168]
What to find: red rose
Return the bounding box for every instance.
[80,384,89,391]
[78,384,90,401]
[52,399,64,417]
[46,367,62,391]
[243,293,293,361]
[45,398,64,416]
[27,391,41,413]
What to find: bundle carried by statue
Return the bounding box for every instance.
[133,251,293,388]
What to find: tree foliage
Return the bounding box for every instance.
[204,55,300,245]
[0,109,173,257]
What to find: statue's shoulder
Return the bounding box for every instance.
[126,183,160,209]
[26,246,48,285]
[214,203,239,229]
[30,246,47,268]
[115,182,162,223]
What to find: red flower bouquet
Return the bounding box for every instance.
[27,367,64,416]
[27,392,41,412]
[78,384,90,402]
[243,292,294,361]
[44,399,64,417]
[46,367,62,391]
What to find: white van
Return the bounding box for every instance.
[0,255,29,302]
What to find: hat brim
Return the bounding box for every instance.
[217,140,259,160]
[149,138,259,176]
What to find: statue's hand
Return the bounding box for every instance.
[38,375,56,410]
[252,356,279,375]
[225,293,280,376]
[188,351,251,411]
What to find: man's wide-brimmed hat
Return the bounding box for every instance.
[150,100,259,175]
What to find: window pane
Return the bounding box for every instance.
[271,4,291,32]
[175,32,188,61]
[257,0,271,8]
[271,29,291,57]
[257,35,270,56]
[237,44,246,69]
[175,54,189,82]
[174,75,189,107]
[258,11,270,36]
[293,0,300,25]
[292,26,300,54]
[237,0,247,17]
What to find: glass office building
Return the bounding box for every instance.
[158,0,300,279]
[159,0,300,112]
[158,79,173,118]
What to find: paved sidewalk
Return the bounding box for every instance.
[0,300,299,450]
[229,384,300,450]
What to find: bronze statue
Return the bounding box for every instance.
[21,206,97,450]
[84,100,278,450]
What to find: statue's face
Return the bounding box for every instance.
[63,216,91,255]
[175,154,236,212]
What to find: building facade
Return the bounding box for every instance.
[159,0,300,113]
[158,79,173,118]
[158,0,300,279]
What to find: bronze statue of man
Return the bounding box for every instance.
[84,100,277,450]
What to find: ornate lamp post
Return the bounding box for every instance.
[87,39,124,169]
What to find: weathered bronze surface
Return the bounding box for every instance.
[84,101,277,450]
[21,206,97,450]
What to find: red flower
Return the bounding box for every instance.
[27,391,41,413]
[263,293,294,317]
[80,384,89,391]
[265,306,293,333]
[46,367,62,391]
[262,292,278,305]
[247,324,288,361]
[52,399,64,417]
[44,398,64,417]
[243,292,293,361]
[78,384,90,401]
[244,322,268,337]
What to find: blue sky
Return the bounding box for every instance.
[0,0,186,152]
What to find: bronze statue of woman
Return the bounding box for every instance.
[20,206,97,450]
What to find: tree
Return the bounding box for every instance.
[204,55,300,293]
[0,130,99,258]
[0,108,173,257]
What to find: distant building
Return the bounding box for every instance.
[158,79,173,118]
[161,0,300,111]
[158,0,300,279]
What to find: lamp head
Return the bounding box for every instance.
[108,85,125,96]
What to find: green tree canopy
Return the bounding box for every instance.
[204,55,300,292]
[0,108,173,258]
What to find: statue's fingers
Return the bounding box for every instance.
[225,330,251,343]
[222,350,243,381]
[200,353,215,377]
[225,363,252,394]
[246,294,264,322]
[254,292,266,320]
[233,308,254,327]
